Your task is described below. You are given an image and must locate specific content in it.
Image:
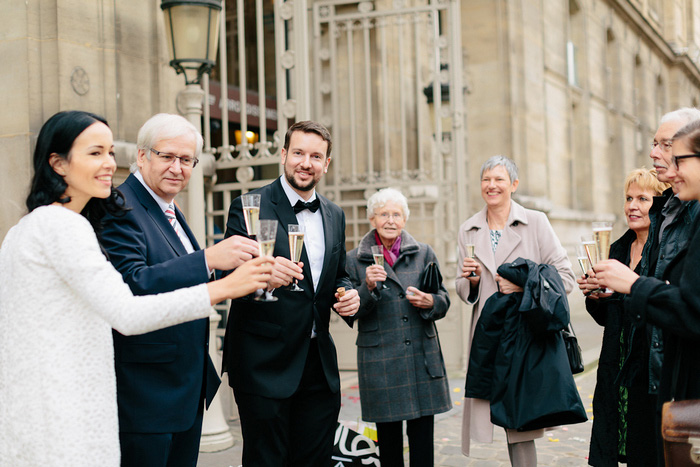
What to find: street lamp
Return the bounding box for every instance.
[161,0,222,85]
[160,0,232,453]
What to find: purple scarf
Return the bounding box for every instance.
[374,231,401,267]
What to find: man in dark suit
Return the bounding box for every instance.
[222,120,360,466]
[101,113,260,467]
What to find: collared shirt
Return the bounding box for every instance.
[658,194,682,244]
[133,171,211,277]
[279,175,325,292]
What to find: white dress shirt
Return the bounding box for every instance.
[280,175,325,291]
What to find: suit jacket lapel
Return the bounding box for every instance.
[174,205,200,251]
[125,174,188,257]
[315,196,335,296]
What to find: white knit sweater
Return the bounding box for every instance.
[0,205,211,466]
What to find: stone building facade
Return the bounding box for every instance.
[2,0,700,373]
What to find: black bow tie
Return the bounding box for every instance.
[293,198,320,214]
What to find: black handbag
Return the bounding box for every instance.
[418,262,442,294]
[562,324,584,374]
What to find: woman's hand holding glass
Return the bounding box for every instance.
[461,256,482,283]
[365,264,387,291]
[577,270,612,299]
[207,256,274,304]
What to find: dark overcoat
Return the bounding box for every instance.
[465,258,587,431]
[586,229,658,467]
[346,229,451,423]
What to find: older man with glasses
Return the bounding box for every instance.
[100,113,260,467]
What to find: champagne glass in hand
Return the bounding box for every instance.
[592,221,613,293]
[254,219,278,302]
[242,194,261,238]
[577,244,591,277]
[465,243,477,277]
[371,245,389,290]
[288,224,305,292]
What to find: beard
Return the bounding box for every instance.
[284,166,318,192]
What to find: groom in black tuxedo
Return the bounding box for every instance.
[222,120,360,466]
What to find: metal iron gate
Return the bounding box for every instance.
[206,0,467,371]
[277,0,467,369]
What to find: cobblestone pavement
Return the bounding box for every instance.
[198,367,597,466]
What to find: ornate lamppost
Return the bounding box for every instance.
[160,0,234,452]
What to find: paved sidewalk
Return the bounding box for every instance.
[197,367,596,466]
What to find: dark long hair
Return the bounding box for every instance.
[26,110,128,236]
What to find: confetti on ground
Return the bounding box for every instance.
[562,427,569,431]
[454,401,462,406]
[548,437,560,442]
[441,438,450,442]
[453,387,461,392]
[588,394,593,398]
[586,408,593,413]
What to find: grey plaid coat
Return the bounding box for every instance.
[346,229,451,423]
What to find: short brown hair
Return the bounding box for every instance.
[283,121,332,158]
[624,167,669,196]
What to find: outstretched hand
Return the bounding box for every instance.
[207,256,274,304]
[594,259,639,294]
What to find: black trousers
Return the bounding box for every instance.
[119,401,204,467]
[376,415,435,467]
[234,341,341,467]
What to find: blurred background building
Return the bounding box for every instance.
[3,0,700,413]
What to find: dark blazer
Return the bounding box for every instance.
[221,177,353,399]
[101,173,220,433]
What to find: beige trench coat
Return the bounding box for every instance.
[455,201,575,455]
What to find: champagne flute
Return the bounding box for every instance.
[370,245,389,290]
[592,222,613,263]
[242,193,261,238]
[254,219,278,302]
[288,224,305,292]
[581,235,599,270]
[592,221,613,293]
[576,244,591,277]
[465,243,477,277]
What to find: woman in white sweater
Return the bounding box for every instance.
[0,111,273,466]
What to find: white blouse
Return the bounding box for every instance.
[0,205,211,466]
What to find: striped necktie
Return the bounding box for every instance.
[164,205,180,235]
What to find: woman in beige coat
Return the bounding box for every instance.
[456,155,575,466]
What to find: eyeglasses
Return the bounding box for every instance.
[377,212,404,221]
[149,148,198,168]
[672,153,700,168]
[650,140,673,152]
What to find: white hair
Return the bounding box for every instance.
[659,107,700,126]
[367,188,410,221]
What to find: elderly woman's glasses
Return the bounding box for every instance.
[377,212,403,221]
[672,153,700,168]
[149,148,199,168]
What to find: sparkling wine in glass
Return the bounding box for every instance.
[592,222,613,262]
[465,243,477,277]
[581,235,599,269]
[288,224,305,292]
[577,244,591,276]
[370,245,388,290]
[241,193,261,238]
[592,221,613,293]
[254,219,278,302]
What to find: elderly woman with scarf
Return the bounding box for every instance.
[345,188,451,467]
